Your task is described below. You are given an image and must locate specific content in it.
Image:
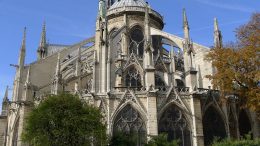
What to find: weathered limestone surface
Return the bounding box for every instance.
[1,1,259,146]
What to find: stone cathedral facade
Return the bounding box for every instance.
[0,0,259,146]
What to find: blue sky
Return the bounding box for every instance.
[0,0,259,102]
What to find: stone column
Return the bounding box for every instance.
[185,70,198,91]
[17,104,30,146]
[191,95,204,146]
[249,111,260,138]
[146,92,158,140]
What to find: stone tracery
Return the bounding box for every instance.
[113,104,147,145]
[159,105,191,146]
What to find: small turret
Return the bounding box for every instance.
[183,8,190,40]
[145,3,151,44]
[37,21,47,60]
[19,27,26,69]
[144,3,153,68]
[214,18,223,48]
[13,28,27,101]
[52,53,62,95]
[99,0,107,20]
[1,86,9,116]
[75,48,82,93]
[169,47,176,74]
[23,66,33,102]
[182,9,196,72]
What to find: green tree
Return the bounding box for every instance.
[145,134,179,146]
[22,93,107,146]
[205,13,260,114]
[110,132,139,146]
[212,134,260,146]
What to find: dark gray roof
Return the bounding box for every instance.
[46,44,89,57]
[109,0,147,10]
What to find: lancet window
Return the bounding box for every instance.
[113,104,147,145]
[129,26,144,58]
[159,106,191,146]
[203,106,227,146]
[110,0,116,6]
[155,74,165,87]
[125,67,142,88]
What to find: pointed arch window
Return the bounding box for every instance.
[110,0,116,6]
[159,106,191,146]
[129,26,144,58]
[113,104,147,145]
[203,106,227,145]
[155,74,165,87]
[125,66,142,88]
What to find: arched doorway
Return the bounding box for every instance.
[158,105,192,146]
[238,109,252,138]
[203,106,227,146]
[112,104,147,146]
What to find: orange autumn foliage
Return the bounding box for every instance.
[205,13,260,115]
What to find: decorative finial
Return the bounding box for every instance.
[25,66,31,87]
[214,18,219,32]
[21,27,27,50]
[183,8,189,29]
[39,20,47,47]
[214,17,223,48]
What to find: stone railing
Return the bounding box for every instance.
[113,86,147,93]
[197,88,220,99]
[107,6,163,21]
[155,86,171,94]
[175,86,190,94]
[113,86,190,95]
[162,56,171,64]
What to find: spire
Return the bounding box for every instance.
[21,27,26,51]
[145,3,151,47]
[18,27,26,68]
[182,9,195,71]
[3,86,9,102]
[39,21,46,48]
[214,18,223,48]
[214,18,219,32]
[183,8,189,30]
[145,3,149,26]
[38,21,47,60]
[183,8,190,40]
[13,28,27,101]
[1,86,9,116]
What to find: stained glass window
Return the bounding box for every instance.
[129,26,144,58]
[155,74,165,87]
[113,104,147,145]
[203,106,227,146]
[159,106,191,146]
[125,67,142,87]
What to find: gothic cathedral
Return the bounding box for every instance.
[0,0,259,146]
